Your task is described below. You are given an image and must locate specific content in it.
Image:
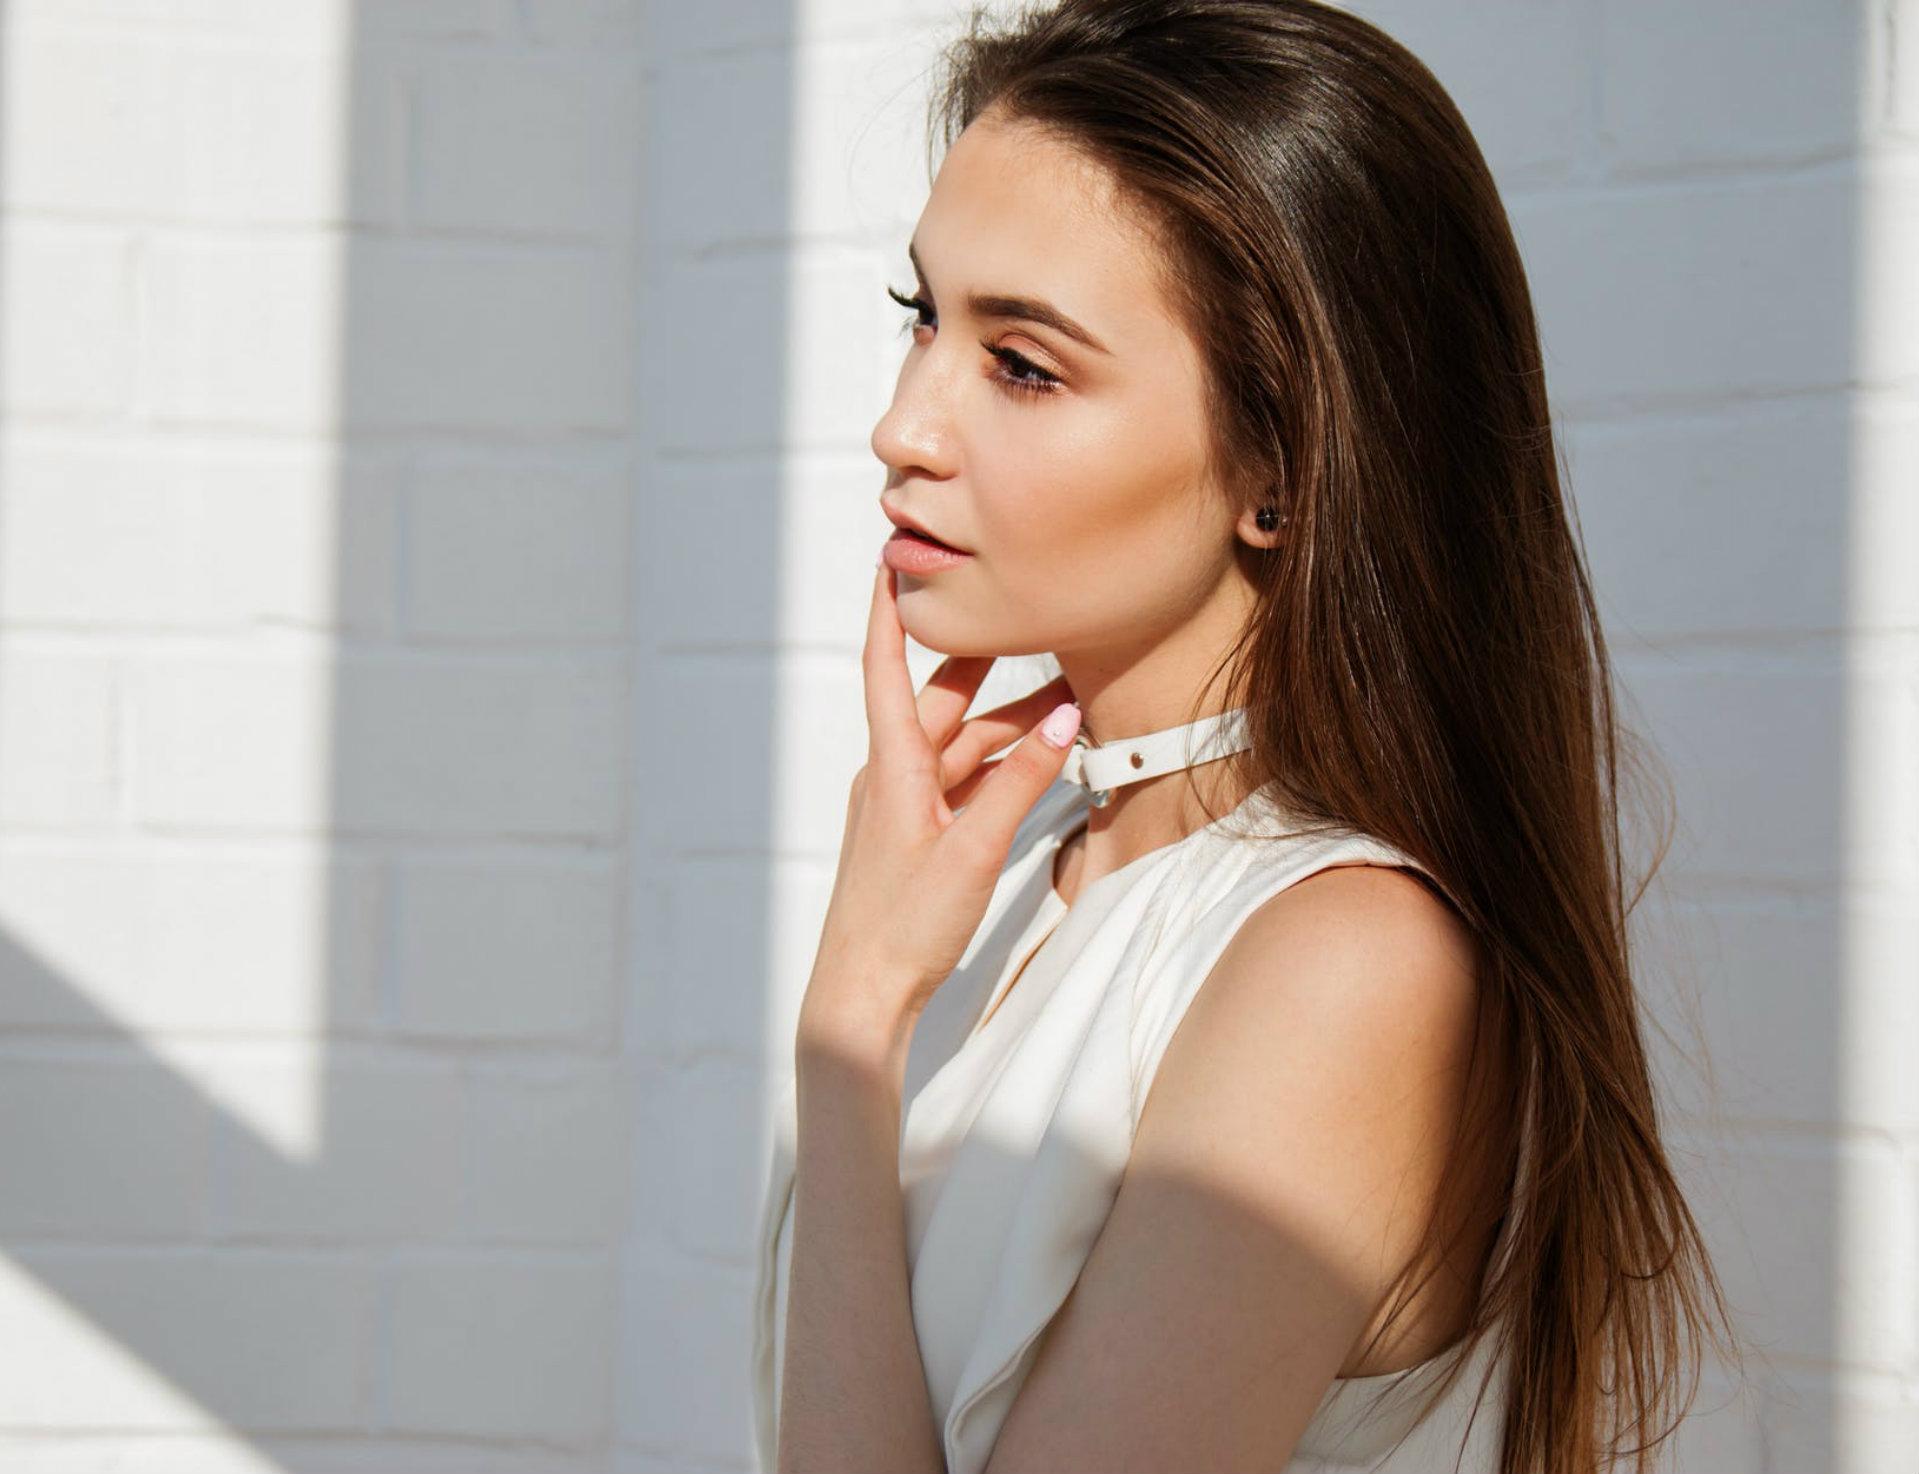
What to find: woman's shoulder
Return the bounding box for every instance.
[1198,827,1483,1080]
[1197,792,1468,937]
[1125,809,1481,1127]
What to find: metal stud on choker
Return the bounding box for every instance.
[1058,706,1254,808]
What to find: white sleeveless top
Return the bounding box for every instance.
[750,777,1517,1473]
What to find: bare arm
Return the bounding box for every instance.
[777,1016,946,1474]
[769,560,1083,1471]
[980,863,1485,1473]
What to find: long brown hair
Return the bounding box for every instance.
[921,3,1743,1470]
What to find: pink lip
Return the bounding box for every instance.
[882,528,974,574]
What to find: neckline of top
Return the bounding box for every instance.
[1043,778,1272,912]
[933,780,1282,1083]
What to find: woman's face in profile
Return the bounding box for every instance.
[871,111,1253,665]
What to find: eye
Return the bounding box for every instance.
[885,283,1064,402]
[983,344,1062,398]
[886,283,934,333]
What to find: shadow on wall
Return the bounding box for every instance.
[2,1,701,1467]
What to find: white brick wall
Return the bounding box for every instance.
[0,1,645,1470]
[0,2,1910,1472]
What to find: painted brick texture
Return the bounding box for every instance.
[0,2,1911,1471]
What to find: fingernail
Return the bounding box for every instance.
[1040,702,1082,748]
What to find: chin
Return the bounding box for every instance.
[898,602,1052,663]
[892,590,987,658]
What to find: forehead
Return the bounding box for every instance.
[913,117,1183,357]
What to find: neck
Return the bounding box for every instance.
[1047,672,1261,887]
[1047,567,1267,887]
[1054,752,1256,903]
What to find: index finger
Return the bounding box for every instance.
[861,563,930,767]
[917,653,998,748]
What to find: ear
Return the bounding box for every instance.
[1236,501,1289,552]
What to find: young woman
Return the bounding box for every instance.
[750,3,1738,1470]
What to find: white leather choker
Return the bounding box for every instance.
[1059,705,1254,807]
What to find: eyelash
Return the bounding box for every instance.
[885,284,1063,399]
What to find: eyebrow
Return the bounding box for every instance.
[908,240,1112,356]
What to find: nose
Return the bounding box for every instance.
[870,350,958,480]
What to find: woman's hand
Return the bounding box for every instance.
[796,563,1084,1067]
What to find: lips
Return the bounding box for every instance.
[881,503,969,553]
[895,527,961,552]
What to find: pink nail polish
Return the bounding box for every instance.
[1040,702,1082,748]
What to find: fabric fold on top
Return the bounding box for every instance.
[752,777,1517,1474]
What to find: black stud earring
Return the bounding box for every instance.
[1255,505,1283,533]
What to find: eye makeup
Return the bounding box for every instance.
[886,283,1065,400]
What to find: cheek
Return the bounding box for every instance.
[984,475,1186,567]
[970,421,1148,550]
[961,396,1215,602]
[972,495,1193,630]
